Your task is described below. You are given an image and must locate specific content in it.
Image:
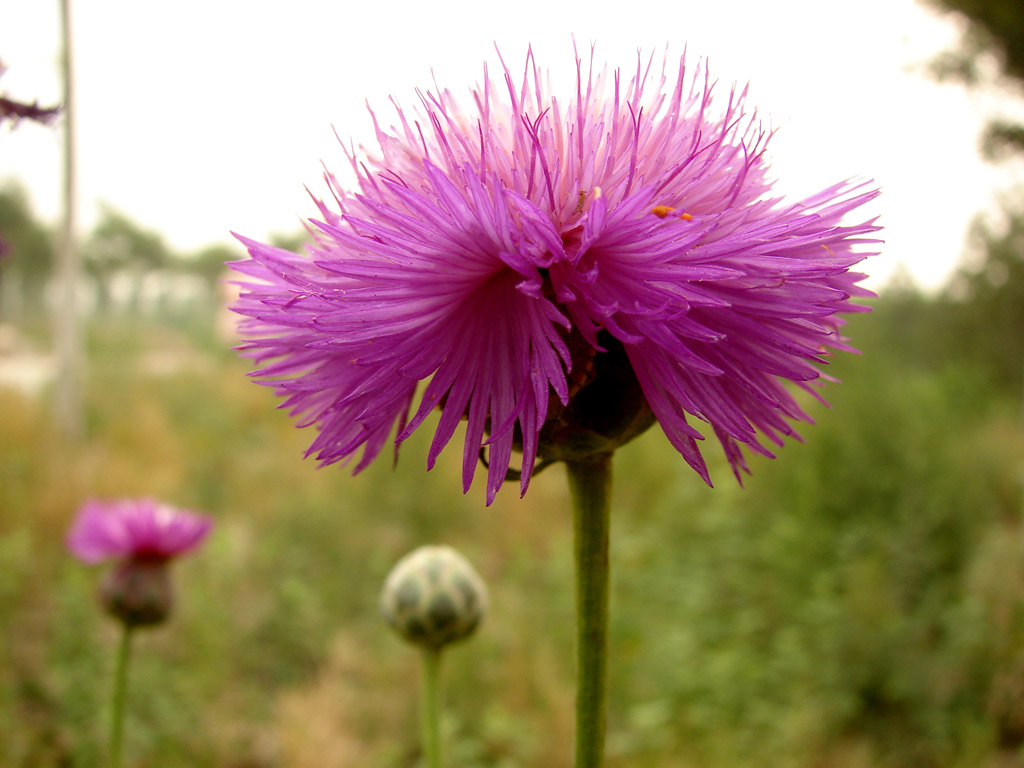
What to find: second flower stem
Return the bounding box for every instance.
[567,453,613,768]
[109,624,133,768]
[420,646,443,768]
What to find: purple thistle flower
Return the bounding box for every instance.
[67,498,212,564]
[231,48,880,505]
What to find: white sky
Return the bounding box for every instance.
[0,0,1018,291]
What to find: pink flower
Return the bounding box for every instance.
[231,48,880,504]
[67,498,212,564]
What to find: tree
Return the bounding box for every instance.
[0,184,56,320]
[81,206,170,311]
[943,204,1024,393]
[925,0,1024,157]
[919,1,1024,397]
[184,244,241,294]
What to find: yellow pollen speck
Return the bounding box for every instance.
[652,205,675,218]
[679,212,693,221]
[575,190,586,213]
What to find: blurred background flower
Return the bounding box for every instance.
[68,497,212,626]
[67,498,212,768]
[67,497,211,564]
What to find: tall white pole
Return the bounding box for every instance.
[55,0,83,438]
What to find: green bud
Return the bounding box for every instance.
[380,546,487,649]
[99,557,173,628]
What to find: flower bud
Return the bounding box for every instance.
[380,546,487,649]
[99,557,174,628]
[536,332,657,462]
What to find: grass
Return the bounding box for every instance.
[2,312,1024,767]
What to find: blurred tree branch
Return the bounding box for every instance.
[0,60,61,128]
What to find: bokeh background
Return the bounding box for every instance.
[3,1,1024,766]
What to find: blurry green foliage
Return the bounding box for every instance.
[0,195,249,325]
[0,183,55,322]
[943,205,1024,395]
[1,279,1023,768]
[81,206,170,313]
[927,0,1024,84]
[1,189,1024,766]
[926,0,1024,158]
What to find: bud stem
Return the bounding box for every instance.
[567,453,613,768]
[109,624,133,768]
[420,646,443,768]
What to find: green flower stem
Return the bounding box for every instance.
[567,453,613,768]
[420,646,443,768]
[109,624,133,768]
